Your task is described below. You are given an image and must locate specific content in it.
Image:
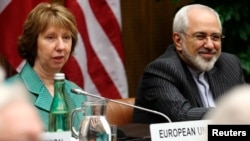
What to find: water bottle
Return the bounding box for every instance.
[48,73,70,132]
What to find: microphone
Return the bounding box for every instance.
[71,88,172,123]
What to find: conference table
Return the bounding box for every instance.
[118,123,151,141]
[42,123,151,141]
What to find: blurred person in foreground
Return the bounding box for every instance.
[6,2,87,131]
[132,4,245,123]
[203,84,250,124]
[0,67,43,141]
[201,84,250,141]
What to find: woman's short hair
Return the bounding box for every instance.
[18,2,78,66]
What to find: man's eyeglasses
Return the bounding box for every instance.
[180,32,225,42]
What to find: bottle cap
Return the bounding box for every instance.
[54,73,65,80]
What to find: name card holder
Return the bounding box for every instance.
[150,120,210,141]
[41,131,72,141]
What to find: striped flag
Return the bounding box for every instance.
[0,0,49,72]
[64,0,128,99]
[0,0,128,99]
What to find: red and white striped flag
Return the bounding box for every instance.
[0,0,128,99]
[64,0,128,99]
[0,0,49,71]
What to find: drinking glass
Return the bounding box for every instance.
[110,124,117,141]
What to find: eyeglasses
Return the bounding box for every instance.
[180,32,225,42]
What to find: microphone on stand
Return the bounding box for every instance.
[71,88,172,123]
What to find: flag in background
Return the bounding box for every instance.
[0,0,128,99]
[64,0,128,99]
[0,0,49,71]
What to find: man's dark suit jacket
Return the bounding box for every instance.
[132,44,245,123]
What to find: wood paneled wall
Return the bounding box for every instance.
[0,0,189,97]
[121,0,189,97]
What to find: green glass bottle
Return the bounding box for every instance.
[48,73,70,132]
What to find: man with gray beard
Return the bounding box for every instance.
[132,4,245,123]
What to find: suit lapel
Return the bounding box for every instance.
[20,63,53,112]
[207,67,224,99]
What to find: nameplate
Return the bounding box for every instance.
[150,120,210,141]
[41,131,72,141]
